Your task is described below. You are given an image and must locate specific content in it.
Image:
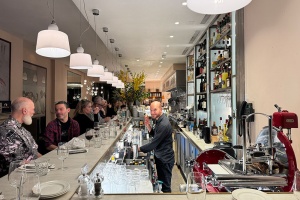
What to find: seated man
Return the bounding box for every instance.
[44,101,80,151]
[0,97,42,177]
[93,96,107,123]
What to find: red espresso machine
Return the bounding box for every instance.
[193,104,298,193]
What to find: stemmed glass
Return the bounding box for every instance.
[57,142,69,170]
[294,170,300,200]
[85,129,94,147]
[8,160,26,200]
[186,172,206,200]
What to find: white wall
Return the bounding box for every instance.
[244,0,300,166]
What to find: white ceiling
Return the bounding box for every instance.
[0,0,215,81]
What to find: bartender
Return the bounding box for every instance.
[138,101,174,193]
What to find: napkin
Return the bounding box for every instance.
[67,137,85,149]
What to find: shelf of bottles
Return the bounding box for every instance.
[208,13,233,143]
[195,36,208,127]
[187,54,195,107]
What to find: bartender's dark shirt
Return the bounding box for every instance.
[140,113,174,163]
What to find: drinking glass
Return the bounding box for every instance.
[294,170,300,199]
[8,160,26,200]
[57,142,69,170]
[85,129,94,147]
[22,174,41,200]
[186,172,206,200]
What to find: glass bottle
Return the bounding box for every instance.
[211,121,218,136]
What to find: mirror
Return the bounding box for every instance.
[67,71,82,109]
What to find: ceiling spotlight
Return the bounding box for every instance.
[160,61,163,64]
[118,54,122,57]
[166,45,170,48]
[110,39,115,43]
[103,27,108,32]
[175,22,179,25]
[92,9,99,15]
[182,2,187,6]
[162,55,166,59]
[137,59,140,62]
[170,35,174,38]
[115,47,119,51]
[164,52,167,54]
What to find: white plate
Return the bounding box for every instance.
[232,189,273,200]
[33,180,70,199]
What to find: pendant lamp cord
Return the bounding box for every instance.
[94,15,98,59]
[46,0,55,21]
[79,0,91,44]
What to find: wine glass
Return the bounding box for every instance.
[186,172,206,200]
[8,160,26,200]
[57,142,69,170]
[22,174,41,200]
[294,170,300,199]
[85,129,94,147]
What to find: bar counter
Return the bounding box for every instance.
[0,120,131,200]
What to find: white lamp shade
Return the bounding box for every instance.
[36,29,71,58]
[87,60,105,77]
[107,76,118,84]
[69,53,92,69]
[116,80,123,88]
[187,0,252,14]
[100,71,113,82]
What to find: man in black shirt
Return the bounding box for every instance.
[139,101,174,192]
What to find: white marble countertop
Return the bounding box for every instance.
[178,125,214,151]
[0,121,130,200]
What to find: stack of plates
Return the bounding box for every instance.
[33,180,70,199]
[232,189,273,200]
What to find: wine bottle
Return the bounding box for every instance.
[211,121,218,136]
[197,95,203,110]
[202,95,207,112]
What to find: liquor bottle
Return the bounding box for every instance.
[202,75,207,92]
[214,73,219,90]
[211,121,218,136]
[218,72,222,89]
[195,62,200,76]
[199,77,204,93]
[197,95,203,110]
[226,65,231,88]
[221,65,228,89]
[202,95,207,112]
[218,125,223,141]
[193,118,198,135]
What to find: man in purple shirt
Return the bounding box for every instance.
[44,101,80,151]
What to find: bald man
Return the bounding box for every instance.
[139,101,174,192]
[0,97,41,177]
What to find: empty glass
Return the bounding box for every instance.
[34,158,49,176]
[8,160,26,200]
[294,170,300,200]
[186,172,206,200]
[22,174,41,200]
[57,142,69,170]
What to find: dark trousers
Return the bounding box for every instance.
[155,157,174,193]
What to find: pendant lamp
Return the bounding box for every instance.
[107,76,118,84]
[187,0,252,14]
[36,20,70,58]
[69,44,92,69]
[99,67,113,82]
[87,59,105,77]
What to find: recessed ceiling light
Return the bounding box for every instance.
[166,45,170,48]
[162,58,165,60]
[159,65,162,67]
[160,62,163,64]
[164,52,167,54]
[170,35,174,38]
[137,59,140,61]
[175,22,179,25]
[182,2,187,6]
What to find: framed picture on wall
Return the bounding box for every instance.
[0,38,11,101]
[23,61,46,116]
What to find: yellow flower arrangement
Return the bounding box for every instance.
[113,70,148,104]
